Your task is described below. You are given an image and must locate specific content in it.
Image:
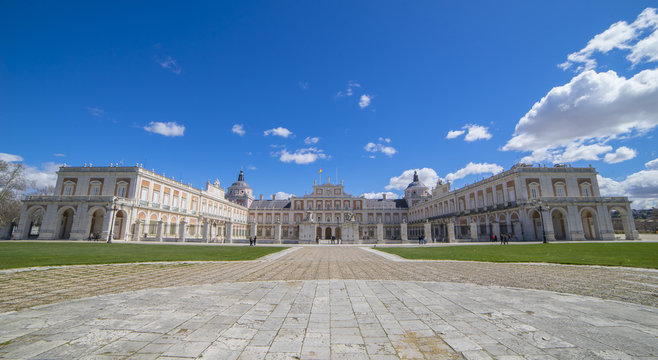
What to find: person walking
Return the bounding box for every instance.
[253,236,257,246]
[505,233,510,244]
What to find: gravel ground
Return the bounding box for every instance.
[0,246,656,313]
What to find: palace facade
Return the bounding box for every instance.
[14,164,639,243]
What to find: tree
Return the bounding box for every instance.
[0,160,27,226]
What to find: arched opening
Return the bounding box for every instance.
[335,227,341,240]
[27,208,45,239]
[113,211,126,240]
[57,208,74,239]
[581,209,598,240]
[325,227,332,239]
[316,227,322,240]
[610,207,634,240]
[551,209,568,240]
[530,210,543,241]
[89,209,105,239]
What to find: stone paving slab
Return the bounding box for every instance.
[0,247,657,315]
[0,280,656,359]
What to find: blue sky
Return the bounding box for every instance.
[1,1,657,207]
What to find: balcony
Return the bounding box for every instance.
[151,202,160,209]
[162,205,170,210]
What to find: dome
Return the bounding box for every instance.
[229,170,251,189]
[405,170,426,189]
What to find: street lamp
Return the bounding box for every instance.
[533,199,549,244]
[107,196,117,243]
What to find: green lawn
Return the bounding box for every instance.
[0,242,285,269]
[376,243,658,269]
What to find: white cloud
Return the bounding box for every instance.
[598,170,658,209]
[231,124,245,136]
[359,94,372,109]
[247,165,257,170]
[24,162,62,190]
[445,162,504,182]
[298,81,309,90]
[445,125,491,141]
[156,56,182,75]
[53,153,66,157]
[304,137,320,145]
[446,130,465,139]
[264,127,293,138]
[604,146,638,163]
[336,81,361,97]
[364,139,397,157]
[503,68,658,162]
[0,153,23,162]
[278,147,328,165]
[560,8,658,71]
[273,191,294,200]
[463,124,492,142]
[86,107,104,117]
[143,121,185,137]
[645,157,658,169]
[361,192,400,200]
[385,168,441,191]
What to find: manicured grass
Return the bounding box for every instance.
[0,242,285,269]
[376,243,658,269]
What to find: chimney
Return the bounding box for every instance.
[382,194,387,200]
[259,194,263,201]
[271,194,276,200]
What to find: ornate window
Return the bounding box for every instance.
[554,182,566,197]
[116,182,127,197]
[528,182,540,199]
[90,181,102,196]
[580,182,592,197]
[63,182,74,196]
[140,186,149,201]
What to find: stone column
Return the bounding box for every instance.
[13,203,29,240]
[541,209,555,241]
[275,222,282,244]
[423,221,432,242]
[470,220,478,241]
[38,205,58,240]
[179,220,187,242]
[156,220,164,242]
[101,209,113,241]
[512,221,523,241]
[567,205,585,241]
[133,220,143,241]
[376,223,384,243]
[447,221,456,243]
[202,221,210,243]
[622,206,639,240]
[596,205,616,240]
[492,221,500,240]
[250,222,257,240]
[400,222,408,241]
[226,222,233,244]
[69,203,89,240]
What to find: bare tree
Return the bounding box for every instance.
[0,160,27,226]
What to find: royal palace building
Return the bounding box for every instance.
[13,163,639,243]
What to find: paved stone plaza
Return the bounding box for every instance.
[0,246,657,359]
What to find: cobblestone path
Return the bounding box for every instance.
[1,246,656,314]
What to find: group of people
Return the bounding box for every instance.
[248,236,257,246]
[491,233,511,244]
[418,235,427,245]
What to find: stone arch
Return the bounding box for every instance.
[56,207,76,240]
[550,207,569,240]
[580,207,599,240]
[609,206,635,240]
[88,208,106,239]
[112,210,128,240]
[25,206,45,239]
[325,227,332,239]
[528,209,543,241]
[316,226,322,240]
